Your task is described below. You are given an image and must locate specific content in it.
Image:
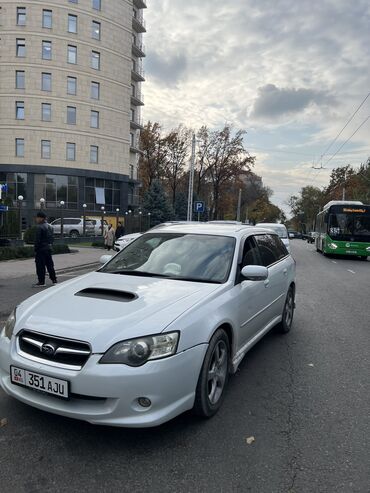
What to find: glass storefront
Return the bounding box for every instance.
[34,174,78,209]
[85,177,121,211]
[0,173,27,205]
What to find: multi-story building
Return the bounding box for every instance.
[0,0,146,226]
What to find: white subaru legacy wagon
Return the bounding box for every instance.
[0,224,296,427]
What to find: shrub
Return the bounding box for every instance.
[0,244,70,262]
[24,226,37,245]
[91,240,104,248]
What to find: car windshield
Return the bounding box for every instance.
[100,233,236,283]
[329,213,370,239]
[258,225,288,238]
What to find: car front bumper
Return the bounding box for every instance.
[0,334,207,427]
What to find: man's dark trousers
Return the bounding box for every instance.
[35,248,57,284]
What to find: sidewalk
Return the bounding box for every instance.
[0,247,104,280]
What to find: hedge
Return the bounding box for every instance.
[0,244,70,262]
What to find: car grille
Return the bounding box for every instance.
[17,330,91,370]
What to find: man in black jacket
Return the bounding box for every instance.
[33,211,57,287]
[115,221,125,239]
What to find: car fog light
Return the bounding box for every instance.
[138,397,151,408]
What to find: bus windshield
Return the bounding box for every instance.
[329,211,370,240]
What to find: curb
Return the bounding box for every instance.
[56,262,100,275]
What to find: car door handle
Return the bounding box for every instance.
[264,279,270,287]
[283,269,288,275]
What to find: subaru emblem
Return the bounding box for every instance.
[41,343,56,356]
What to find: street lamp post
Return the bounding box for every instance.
[82,203,87,236]
[115,208,120,229]
[147,212,151,230]
[60,201,65,239]
[128,209,132,234]
[139,210,142,232]
[40,198,46,210]
[100,206,105,236]
[17,195,24,240]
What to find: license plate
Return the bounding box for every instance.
[10,366,69,400]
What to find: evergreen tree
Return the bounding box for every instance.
[174,192,188,220]
[142,180,173,225]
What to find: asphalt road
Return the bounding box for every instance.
[0,242,369,493]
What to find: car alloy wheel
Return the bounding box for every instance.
[278,288,295,334]
[193,328,230,418]
[207,340,228,405]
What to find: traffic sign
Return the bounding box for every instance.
[194,201,205,213]
[0,205,9,212]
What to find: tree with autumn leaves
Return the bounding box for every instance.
[139,122,284,222]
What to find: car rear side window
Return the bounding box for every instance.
[255,234,285,267]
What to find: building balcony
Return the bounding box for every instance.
[132,13,146,33]
[131,92,144,106]
[132,40,146,58]
[131,66,146,82]
[130,138,142,153]
[130,117,144,130]
[134,0,147,9]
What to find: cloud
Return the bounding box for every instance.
[251,84,335,119]
[146,51,187,87]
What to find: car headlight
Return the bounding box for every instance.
[99,332,180,366]
[328,242,338,249]
[2,309,16,340]
[366,246,370,252]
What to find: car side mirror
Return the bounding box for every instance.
[99,255,112,265]
[241,265,268,281]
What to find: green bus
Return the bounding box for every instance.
[315,201,370,260]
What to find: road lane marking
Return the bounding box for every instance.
[347,269,356,274]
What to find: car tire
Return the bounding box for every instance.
[193,328,230,418]
[69,230,80,239]
[359,256,368,261]
[278,287,295,334]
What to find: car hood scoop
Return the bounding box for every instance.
[75,287,137,303]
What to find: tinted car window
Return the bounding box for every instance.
[241,237,260,266]
[66,219,80,225]
[271,234,288,258]
[255,234,285,267]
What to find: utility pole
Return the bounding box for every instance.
[187,134,196,221]
[236,188,242,221]
[342,168,347,200]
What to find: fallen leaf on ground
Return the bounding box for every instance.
[0,418,8,428]
[246,436,255,445]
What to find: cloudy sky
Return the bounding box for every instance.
[143,0,370,211]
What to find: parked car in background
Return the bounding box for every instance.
[306,232,316,244]
[114,232,142,251]
[288,230,302,239]
[50,218,95,238]
[256,223,290,252]
[1,223,296,427]
[89,219,108,236]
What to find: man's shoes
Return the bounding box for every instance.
[32,283,46,288]
[52,280,58,284]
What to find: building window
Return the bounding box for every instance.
[130,108,135,122]
[92,21,101,40]
[17,7,26,26]
[91,81,100,99]
[129,164,134,180]
[16,70,25,89]
[84,178,120,212]
[16,101,25,120]
[42,40,52,60]
[91,51,100,70]
[67,45,77,64]
[90,110,99,128]
[69,0,78,3]
[67,142,76,161]
[41,72,52,91]
[34,174,78,209]
[67,106,76,125]
[41,140,51,159]
[66,143,76,161]
[42,10,52,29]
[90,146,99,163]
[42,103,52,121]
[67,76,77,95]
[15,138,25,157]
[92,0,101,11]
[68,14,77,33]
[16,39,26,57]
[0,172,28,203]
